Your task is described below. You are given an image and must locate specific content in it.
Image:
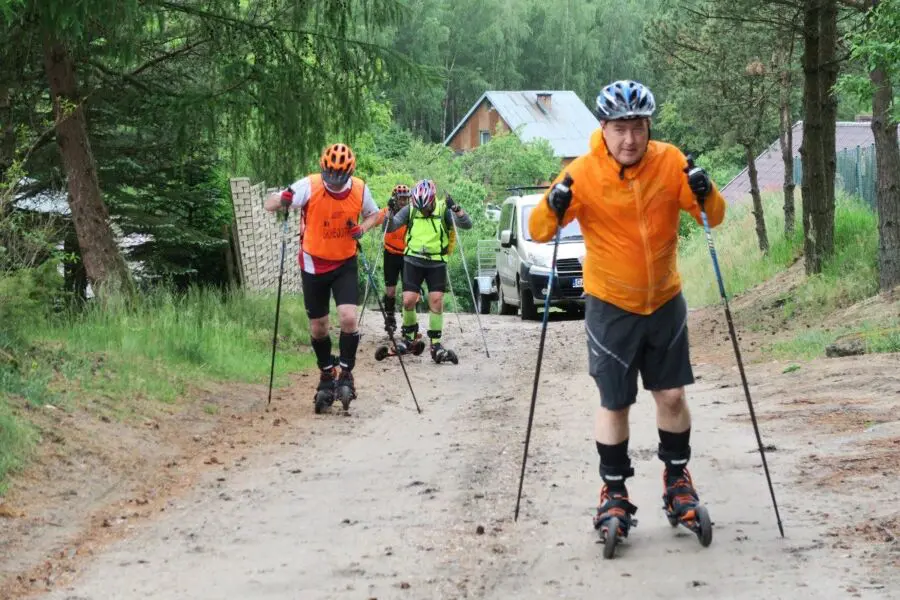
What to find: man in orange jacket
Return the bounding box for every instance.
[264,143,381,413]
[528,80,726,541]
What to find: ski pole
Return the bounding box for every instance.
[514,173,572,521]
[267,207,292,407]
[358,221,387,327]
[353,234,422,414]
[686,155,784,538]
[450,212,490,358]
[445,267,465,334]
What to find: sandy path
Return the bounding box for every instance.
[38,314,899,600]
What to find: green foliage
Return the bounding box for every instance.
[837,0,900,119]
[679,192,877,312]
[0,397,35,494]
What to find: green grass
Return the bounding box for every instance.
[679,192,878,317]
[1,284,318,489]
[0,399,36,494]
[768,320,900,360]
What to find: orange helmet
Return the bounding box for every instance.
[319,143,356,188]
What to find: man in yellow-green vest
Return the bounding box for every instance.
[385,179,472,364]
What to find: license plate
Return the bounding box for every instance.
[573,278,583,288]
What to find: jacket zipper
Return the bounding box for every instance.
[632,178,653,313]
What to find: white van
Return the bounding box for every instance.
[484,193,586,320]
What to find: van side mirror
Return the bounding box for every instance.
[500,229,512,248]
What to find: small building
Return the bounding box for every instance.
[720,119,900,204]
[443,90,599,168]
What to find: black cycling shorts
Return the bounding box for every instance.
[383,250,405,288]
[585,292,694,411]
[300,258,358,320]
[402,260,447,294]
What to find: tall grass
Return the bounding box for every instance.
[27,286,316,404]
[1,284,316,488]
[678,192,878,315]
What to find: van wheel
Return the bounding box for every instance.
[520,286,539,321]
[498,283,517,316]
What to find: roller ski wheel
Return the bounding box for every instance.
[662,469,713,548]
[375,337,425,360]
[430,344,458,365]
[593,487,638,560]
[335,370,356,412]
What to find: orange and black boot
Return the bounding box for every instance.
[593,483,638,538]
[662,467,701,523]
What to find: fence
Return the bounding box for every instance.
[792,144,877,209]
[229,178,302,294]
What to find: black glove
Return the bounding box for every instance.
[547,174,574,220]
[683,157,712,205]
[388,195,398,213]
[445,194,460,213]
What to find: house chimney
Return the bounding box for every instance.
[536,92,552,112]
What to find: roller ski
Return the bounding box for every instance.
[593,485,638,559]
[374,325,425,361]
[313,359,338,414]
[662,467,713,547]
[335,368,356,412]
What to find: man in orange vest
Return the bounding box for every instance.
[377,184,412,334]
[528,80,726,543]
[264,143,381,413]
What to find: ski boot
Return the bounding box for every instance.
[662,467,712,547]
[593,484,638,559]
[335,368,356,412]
[313,359,337,414]
[429,342,458,365]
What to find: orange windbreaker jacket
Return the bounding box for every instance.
[528,129,726,315]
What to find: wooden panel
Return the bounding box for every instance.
[447,100,509,152]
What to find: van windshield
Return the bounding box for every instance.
[522,205,583,242]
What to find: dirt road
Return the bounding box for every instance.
[26,312,900,599]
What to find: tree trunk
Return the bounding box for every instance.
[870,65,900,292]
[777,45,796,238]
[63,220,88,302]
[42,35,132,295]
[800,0,838,275]
[745,143,770,254]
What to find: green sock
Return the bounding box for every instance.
[429,310,443,343]
[403,306,417,327]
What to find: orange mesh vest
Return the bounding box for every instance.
[301,174,364,261]
[383,207,407,255]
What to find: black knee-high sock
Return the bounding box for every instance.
[658,427,691,475]
[596,439,632,490]
[311,336,332,370]
[339,331,360,371]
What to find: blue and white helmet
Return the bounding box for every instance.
[595,80,656,121]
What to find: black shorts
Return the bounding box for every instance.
[402,260,447,293]
[383,250,404,288]
[300,258,358,319]
[585,292,694,411]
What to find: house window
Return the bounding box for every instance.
[479,130,491,145]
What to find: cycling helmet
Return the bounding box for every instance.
[594,80,656,121]
[411,179,437,212]
[391,184,411,198]
[319,143,356,188]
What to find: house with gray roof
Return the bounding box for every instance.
[720,119,900,204]
[443,90,599,167]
